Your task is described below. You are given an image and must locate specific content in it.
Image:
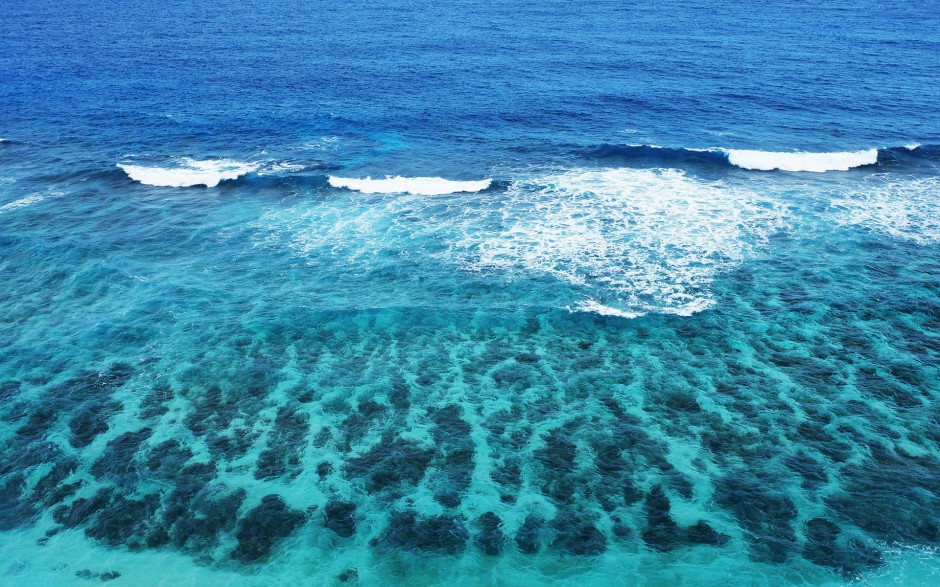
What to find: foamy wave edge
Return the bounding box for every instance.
[571,300,644,319]
[118,159,258,188]
[723,148,878,172]
[328,176,492,196]
[0,194,44,214]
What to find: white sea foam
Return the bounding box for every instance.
[725,148,878,172]
[571,300,643,319]
[452,167,785,317]
[118,158,258,187]
[830,176,940,245]
[904,143,922,150]
[0,194,44,214]
[255,161,307,176]
[328,176,491,196]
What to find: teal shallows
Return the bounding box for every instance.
[1,0,939,584]
[1,158,938,585]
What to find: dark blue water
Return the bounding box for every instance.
[1,1,939,585]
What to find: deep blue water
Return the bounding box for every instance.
[1,1,939,585]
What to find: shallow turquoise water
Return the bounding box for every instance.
[2,151,939,584]
[2,0,940,584]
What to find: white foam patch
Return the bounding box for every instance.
[0,194,43,214]
[830,176,940,245]
[118,158,258,187]
[571,299,644,319]
[451,168,785,317]
[255,161,307,176]
[725,148,878,172]
[328,176,491,196]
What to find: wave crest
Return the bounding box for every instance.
[585,143,940,172]
[328,176,491,196]
[724,148,879,172]
[118,159,258,187]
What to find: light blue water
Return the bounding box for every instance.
[1,1,939,585]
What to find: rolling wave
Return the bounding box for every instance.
[724,148,878,172]
[583,143,938,173]
[328,176,492,196]
[118,159,259,187]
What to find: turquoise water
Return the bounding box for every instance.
[2,0,940,585]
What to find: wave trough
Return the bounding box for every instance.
[328,176,492,195]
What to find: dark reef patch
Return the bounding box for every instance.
[90,428,153,487]
[714,476,797,563]
[346,434,433,495]
[231,495,306,563]
[475,512,505,555]
[255,404,309,481]
[515,515,544,555]
[324,501,357,538]
[551,510,607,556]
[641,486,681,552]
[383,511,469,555]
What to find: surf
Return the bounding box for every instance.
[117,159,258,188]
[583,143,938,173]
[723,148,879,172]
[328,176,492,196]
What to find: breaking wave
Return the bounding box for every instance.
[118,159,259,187]
[328,176,492,196]
[724,148,878,172]
[583,143,938,173]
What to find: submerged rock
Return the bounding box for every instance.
[231,495,306,563]
[324,501,357,538]
[475,512,505,556]
[515,515,544,555]
[383,511,468,555]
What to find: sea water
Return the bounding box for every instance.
[1,1,939,585]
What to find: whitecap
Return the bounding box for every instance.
[328,176,491,196]
[0,194,44,214]
[724,148,878,172]
[117,158,258,187]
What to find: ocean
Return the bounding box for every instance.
[1,0,939,585]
